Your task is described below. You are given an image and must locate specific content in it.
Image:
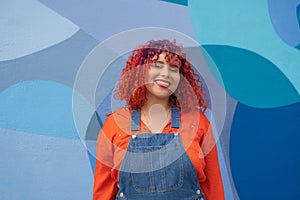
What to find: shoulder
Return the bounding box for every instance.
[181,107,210,132]
[102,107,131,135]
[181,107,210,124]
[106,107,130,118]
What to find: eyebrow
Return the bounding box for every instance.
[156,60,179,68]
[156,61,165,65]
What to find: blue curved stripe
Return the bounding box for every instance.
[0,30,98,93]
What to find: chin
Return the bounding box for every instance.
[155,93,173,99]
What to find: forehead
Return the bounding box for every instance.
[156,52,181,67]
[157,53,167,61]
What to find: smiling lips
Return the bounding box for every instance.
[155,80,170,88]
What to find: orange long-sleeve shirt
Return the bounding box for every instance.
[93,108,225,200]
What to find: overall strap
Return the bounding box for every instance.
[131,109,141,131]
[171,107,180,128]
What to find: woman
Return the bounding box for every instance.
[93,40,225,200]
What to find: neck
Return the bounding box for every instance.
[143,92,170,112]
[141,102,171,133]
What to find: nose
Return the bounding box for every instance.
[160,66,170,77]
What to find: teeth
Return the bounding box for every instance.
[156,80,170,87]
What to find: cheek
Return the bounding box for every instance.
[145,69,153,83]
[174,74,181,86]
[170,75,180,92]
[146,68,156,82]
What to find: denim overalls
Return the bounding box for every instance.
[116,108,206,200]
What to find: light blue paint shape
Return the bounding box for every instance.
[0,128,93,200]
[38,0,197,42]
[0,80,92,139]
[188,0,300,94]
[203,45,300,108]
[0,0,79,61]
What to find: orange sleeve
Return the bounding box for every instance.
[93,115,118,200]
[199,113,225,200]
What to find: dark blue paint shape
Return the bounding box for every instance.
[230,102,300,199]
[161,0,187,6]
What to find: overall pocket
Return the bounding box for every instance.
[129,142,184,192]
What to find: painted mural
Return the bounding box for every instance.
[1,0,299,199]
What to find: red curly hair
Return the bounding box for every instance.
[114,40,207,111]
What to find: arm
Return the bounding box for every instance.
[199,114,225,200]
[93,115,118,200]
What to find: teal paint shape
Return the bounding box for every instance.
[203,45,300,108]
[161,0,187,6]
[0,80,92,139]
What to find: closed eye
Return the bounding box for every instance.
[155,61,179,72]
[169,66,179,73]
[155,61,164,68]
[155,64,163,69]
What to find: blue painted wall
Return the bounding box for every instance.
[0,0,299,199]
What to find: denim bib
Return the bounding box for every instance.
[116,107,206,200]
